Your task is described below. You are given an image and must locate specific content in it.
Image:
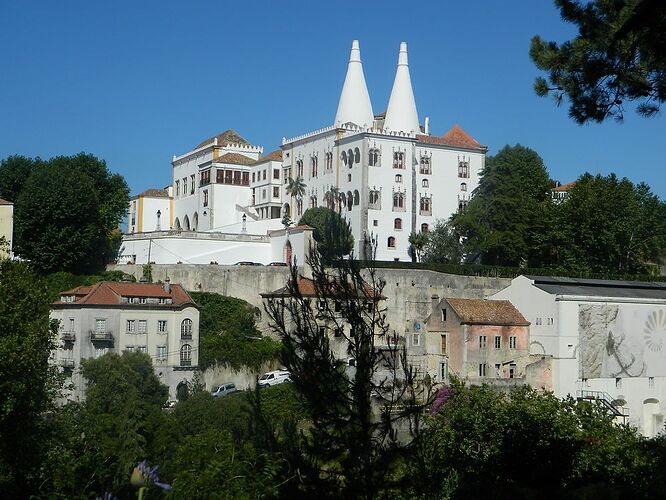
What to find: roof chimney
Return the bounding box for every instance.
[163,277,171,294]
[334,40,374,128]
[384,42,420,134]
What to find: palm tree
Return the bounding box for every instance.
[323,186,340,211]
[286,176,306,200]
[409,231,429,263]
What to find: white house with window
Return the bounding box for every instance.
[51,280,200,401]
[279,40,487,261]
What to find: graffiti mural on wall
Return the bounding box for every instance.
[580,305,666,378]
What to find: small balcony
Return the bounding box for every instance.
[60,358,75,369]
[90,330,114,344]
[61,331,76,342]
[180,333,193,340]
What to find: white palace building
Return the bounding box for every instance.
[119,40,486,265]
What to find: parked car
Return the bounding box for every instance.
[211,383,238,397]
[268,262,288,267]
[234,261,255,266]
[258,370,291,387]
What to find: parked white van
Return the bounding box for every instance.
[258,370,291,388]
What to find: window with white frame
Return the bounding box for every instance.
[175,180,180,196]
[138,320,147,333]
[190,174,195,194]
[393,192,405,210]
[181,318,193,338]
[536,317,542,325]
[479,335,487,349]
[458,161,469,178]
[158,320,167,333]
[422,179,429,188]
[509,336,517,349]
[479,363,487,377]
[412,333,420,346]
[127,320,136,333]
[460,182,467,191]
[394,218,402,230]
[180,344,192,366]
[138,345,147,354]
[203,189,209,207]
[419,155,431,174]
[494,336,501,349]
[157,345,167,360]
[369,148,380,166]
[388,236,396,248]
[95,318,106,332]
[419,196,431,215]
[369,189,380,209]
[393,151,405,169]
[273,168,280,179]
[395,174,403,183]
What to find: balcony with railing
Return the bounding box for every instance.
[90,330,114,344]
[60,358,75,369]
[61,331,76,342]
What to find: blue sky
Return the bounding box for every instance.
[1,1,665,198]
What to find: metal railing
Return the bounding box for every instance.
[576,390,626,417]
[61,331,76,342]
[90,330,114,342]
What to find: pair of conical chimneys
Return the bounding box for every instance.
[334,40,420,134]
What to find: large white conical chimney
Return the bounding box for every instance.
[334,40,374,128]
[384,42,420,134]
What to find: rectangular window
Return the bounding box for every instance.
[138,345,147,354]
[127,320,135,333]
[157,345,167,360]
[95,318,106,332]
[441,334,447,354]
[138,320,147,333]
[547,317,554,325]
[183,177,187,194]
[273,186,280,198]
[262,189,267,200]
[273,169,280,179]
[68,318,75,331]
[509,363,516,379]
[441,309,447,321]
[479,335,487,349]
[241,171,249,185]
[412,333,420,346]
[175,180,180,196]
[509,336,517,349]
[233,171,242,185]
[494,336,501,349]
[440,360,448,382]
[536,317,542,325]
[479,363,487,377]
[203,189,209,207]
[158,320,167,333]
[495,363,501,378]
[190,174,195,194]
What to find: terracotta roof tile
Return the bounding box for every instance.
[214,152,256,166]
[253,150,283,164]
[445,298,529,326]
[196,129,249,149]
[551,181,576,192]
[54,281,197,308]
[417,125,486,151]
[262,276,382,299]
[135,188,170,198]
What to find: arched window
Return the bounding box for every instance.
[388,236,396,248]
[369,148,379,166]
[297,198,303,216]
[395,174,402,183]
[458,201,467,213]
[282,203,291,218]
[310,196,316,208]
[354,148,360,164]
[393,151,405,169]
[353,190,359,205]
[460,182,467,191]
[180,344,192,366]
[421,223,429,233]
[369,190,380,207]
[183,215,190,231]
[348,149,354,167]
[347,191,353,211]
[422,179,429,188]
[420,197,431,214]
[394,218,402,230]
[420,156,431,174]
[341,151,347,165]
[393,192,404,209]
[311,156,318,177]
[296,160,303,177]
[181,319,193,338]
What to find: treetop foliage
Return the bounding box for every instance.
[298,206,354,264]
[1,152,129,274]
[531,0,666,123]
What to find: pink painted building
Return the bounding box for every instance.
[423,297,531,385]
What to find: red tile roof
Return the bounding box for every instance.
[416,125,486,151]
[214,152,256,166]
[551,181,576,192]
[254,150,282,164]
[54,281,197,308]
[445,298,529,326]
[135,188,170,199]
[196,129,249,149]
[262,276,383,299]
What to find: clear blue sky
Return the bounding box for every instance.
[1,1,665,198]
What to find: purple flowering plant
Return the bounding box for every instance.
[130,460,172,498]
[429,386,454,415]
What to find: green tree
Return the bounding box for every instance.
[0,155,38,202]
[0,260,60,495]
[410,383,652,498]
[286,176,306,200]
[263,240,432,498]
[452,144,552,267]
[531,0,666,123]
[556,173,666,273]
[421,220,465,264]
[10,153,129,274]
[408,231,428,263]
[75,352,169,497]
[298,206,354,264]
